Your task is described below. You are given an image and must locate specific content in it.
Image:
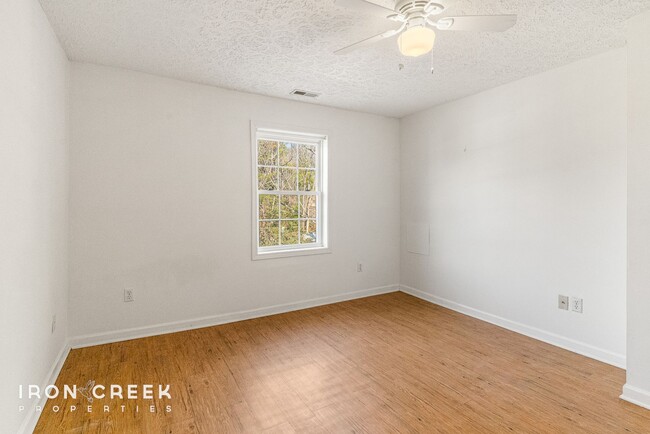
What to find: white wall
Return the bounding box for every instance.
[69,63,400,339]
[623,10,650,409]
[0,0,69,432]
[400,48,627,366]
[0,6,640,428]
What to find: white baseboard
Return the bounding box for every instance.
[17,284,638,430]
[70,284,399,349]
[621,384,650,410]
[399,285,626,369]
[18,339,71,434]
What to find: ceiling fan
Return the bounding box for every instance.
[334,0,517,57]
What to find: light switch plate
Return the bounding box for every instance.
[558,295,569,310]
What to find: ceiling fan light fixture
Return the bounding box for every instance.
[398,26,436,57]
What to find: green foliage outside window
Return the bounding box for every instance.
[257,139,319,248]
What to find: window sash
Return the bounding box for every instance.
[257,191,321,248]
[254,128,326,255]
[257,190,318,195]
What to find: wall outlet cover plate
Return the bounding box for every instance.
[571,297,583,313]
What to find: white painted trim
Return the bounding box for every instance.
[255,246,331,260]
[399,285,626,369]
[250,120,330,261]
[70,285,399,349]
[18,340,71,434]
[621,384,650,410]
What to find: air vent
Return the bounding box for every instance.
[290,89,320,98]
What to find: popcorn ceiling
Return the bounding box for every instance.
[40,0,650,117]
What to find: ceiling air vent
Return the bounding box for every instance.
[290,89,320,98]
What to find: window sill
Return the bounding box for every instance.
[252,246,331,261]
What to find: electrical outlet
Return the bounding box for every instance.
[558,295,569,310]
[51,315,56,334]
[357,263,363,272]
[571,297,583,313]
[124,289,134,302]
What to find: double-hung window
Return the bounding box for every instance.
[252,124,328,259]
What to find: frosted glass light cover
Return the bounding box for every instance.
[398,27,436,57]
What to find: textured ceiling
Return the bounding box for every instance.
[40,0,650,117]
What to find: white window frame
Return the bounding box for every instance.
[251,121,329,260]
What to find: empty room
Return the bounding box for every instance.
[3,0,650,432]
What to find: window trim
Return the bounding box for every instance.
[251,121,330,260]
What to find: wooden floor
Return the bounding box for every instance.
[36,292,650,433]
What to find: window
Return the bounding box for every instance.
[252,124,328,259]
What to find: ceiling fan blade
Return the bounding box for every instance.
[335,26,403,55]
[333,0,395,17]
[437,15,517,32]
